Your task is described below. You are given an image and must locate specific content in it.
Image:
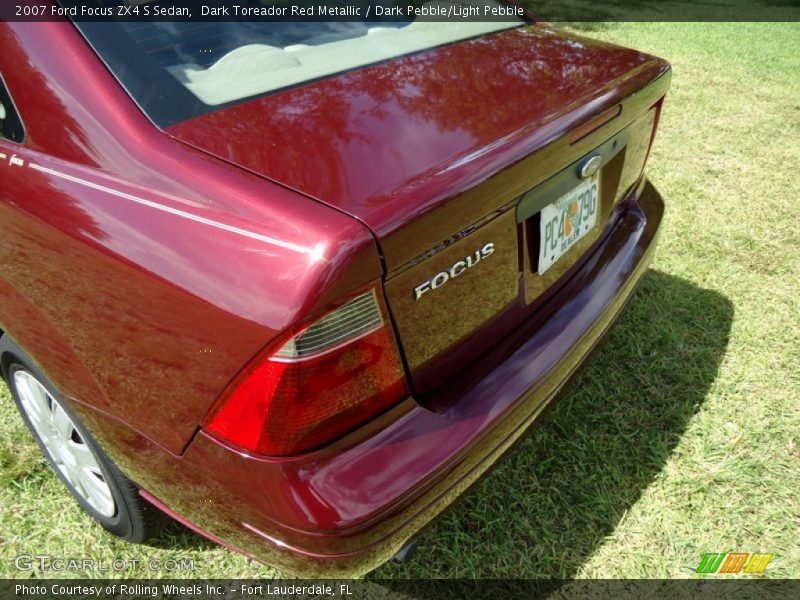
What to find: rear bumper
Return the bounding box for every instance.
[149,179,664,576]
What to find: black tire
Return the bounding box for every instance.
[0,335,169,542]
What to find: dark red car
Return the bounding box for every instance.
[0,3,670,576]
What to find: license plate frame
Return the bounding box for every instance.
[537,174,600,275]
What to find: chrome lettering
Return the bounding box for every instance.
[431,272,449,289]
[449,260,467,278]
[414,242,496,300]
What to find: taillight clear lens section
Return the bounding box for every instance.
[274,291,384,359]
[204,289,408,456]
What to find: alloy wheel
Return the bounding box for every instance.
[13,370,116,518]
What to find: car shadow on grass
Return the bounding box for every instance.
[371,269,733,581]
[143,520,218,553]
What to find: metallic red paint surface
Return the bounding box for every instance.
[0,16,670,576]
[0,21,381,453]
[168,25,668,272]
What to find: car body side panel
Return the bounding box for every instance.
[0,277,106,409]
[0,22,383,453]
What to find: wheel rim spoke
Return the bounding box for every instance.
[64,461,83,493]
[80,468,115,516]
[69,439,98,470]
[51,402,73,440]
[15,373,48,431]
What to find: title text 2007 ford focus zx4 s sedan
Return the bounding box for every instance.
[0,3,670,576]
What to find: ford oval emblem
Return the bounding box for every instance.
[579,155,602,179]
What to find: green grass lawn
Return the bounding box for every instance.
[2,23,798,579]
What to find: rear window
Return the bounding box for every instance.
[72,0,523,127]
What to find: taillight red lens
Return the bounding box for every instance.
[204,290,408,456]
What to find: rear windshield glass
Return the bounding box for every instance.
[72,1,524,127]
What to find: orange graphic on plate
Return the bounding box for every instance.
[563,202,579,237]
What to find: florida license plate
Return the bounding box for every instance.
[538,174,599,274]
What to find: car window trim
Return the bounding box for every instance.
[0,72,26,144]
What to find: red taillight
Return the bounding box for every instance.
[204,290,408,456]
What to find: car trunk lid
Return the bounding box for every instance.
[166,25,670,394]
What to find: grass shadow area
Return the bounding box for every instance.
[373,269,733,580]
[143,520,218,552]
